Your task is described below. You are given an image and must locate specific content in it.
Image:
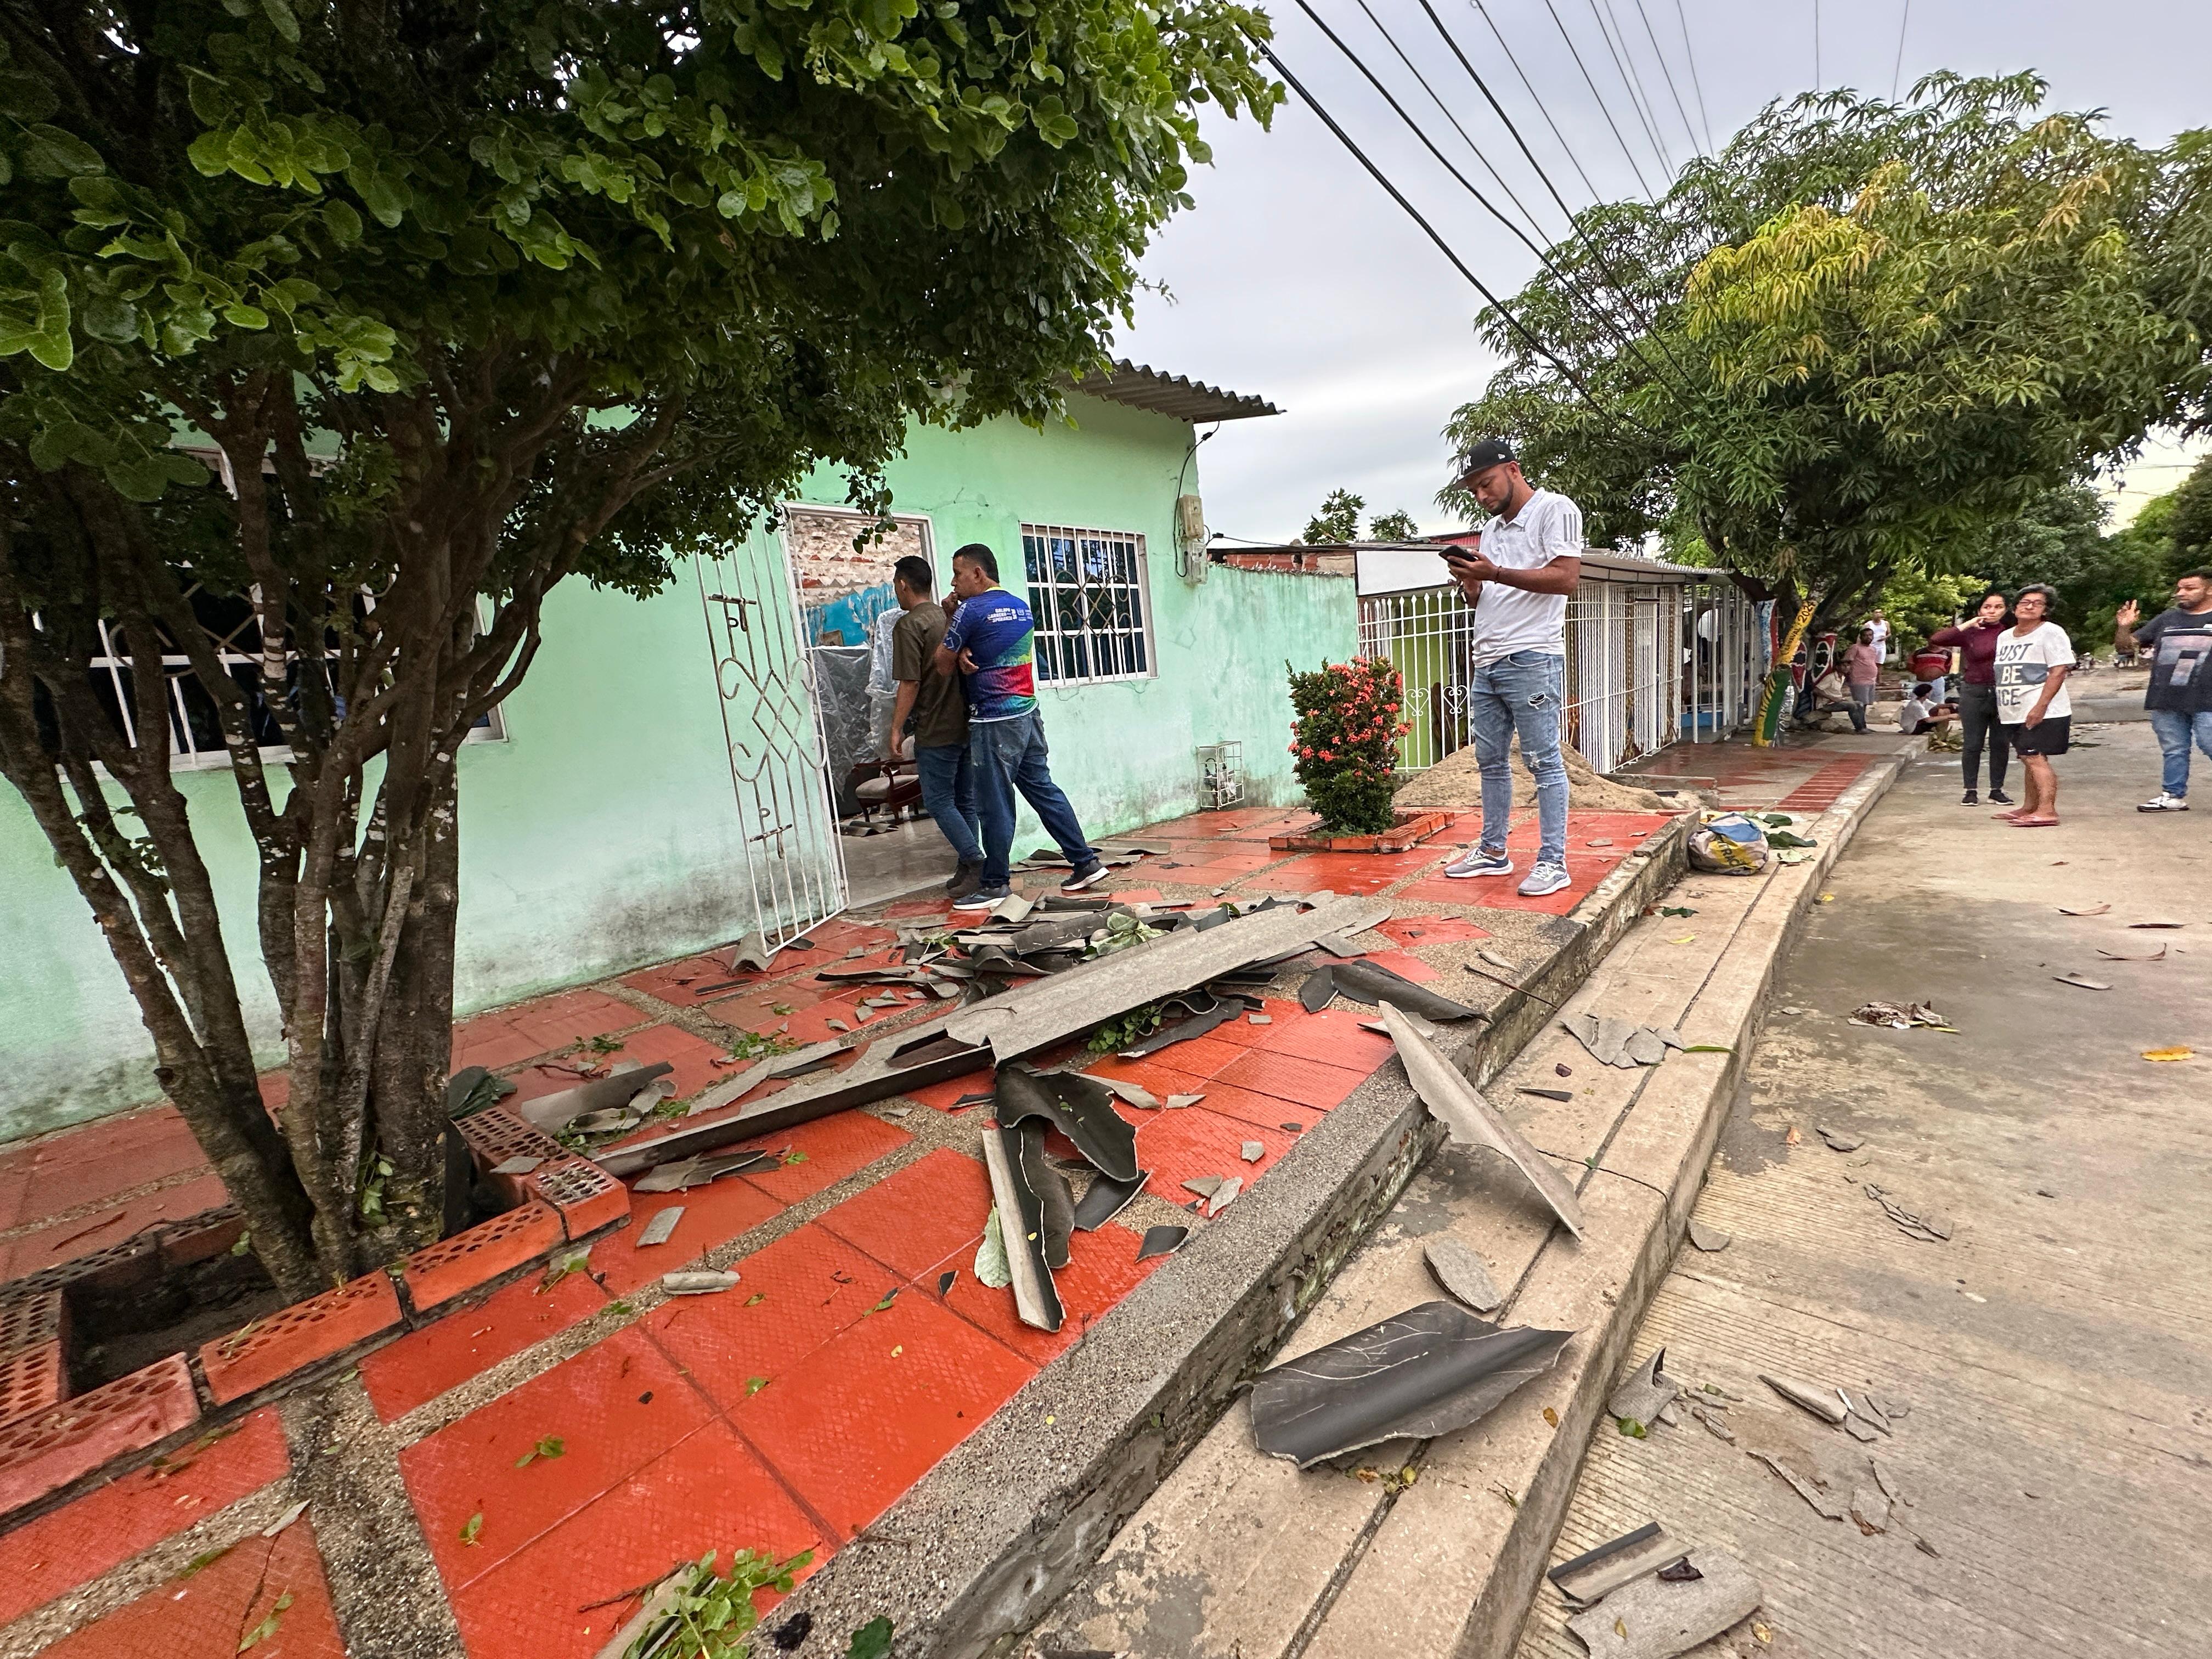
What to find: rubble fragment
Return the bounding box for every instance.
[1760,1373,1849,1424]
[1423,1238,1504,1313]
[1547,1521,1681,1606]
[1137,1226,1188,1261]
[1685,1221,1731,1252]
[1564,1547,1763,1659]
[661,1271,741,1296]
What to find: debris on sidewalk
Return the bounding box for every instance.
[2141,1045,2194,1062]
[1424,1238,1504,1313]
[1849,1000,1955,1031]
[636,1207,685,1248]
[2096,944,2167,961]
[1301,959,1485,1022]
[1205,1177,1243,1216]
[1383,1003,1587,1238]
[1547,1520,1684,1606]
[1863,1182,1953,1242]
[1750,1451,1849,1519]
[1608,1348,1683,1431]
[1561,1012,1684,1068]
[1137,1225,1188,1261]
[1564,1547,1763,1659]
[981,1125,1066,1333]
[1686,1221,1731,1252]
[661,1271,741,1295]
[973,1209,1012,1289]
[517,1060,676,1133]
[1071,1168,1147,1231]
[1760,1373,1849,1424]
[1815,1126,1864,1152]
[1248,1300,1573,1468]
[1520,1086,1575,1102]
[2051,971,2113,991]
[2056,902,2109,916]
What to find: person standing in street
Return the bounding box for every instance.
[1438,437,1582,899]
[2116,568,2212,811]
[1992,584,2073,828]
[1927,588,2015,806]
[934,541,1104,909]
[1866,608,1892,665]
[1842,628,1881,732]
[888,555,984,898]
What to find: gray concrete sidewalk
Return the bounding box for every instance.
[1518,713,2212,1658]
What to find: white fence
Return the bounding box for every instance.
[1356,573,1762,775]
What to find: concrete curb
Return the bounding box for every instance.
[768,821,1696,1659]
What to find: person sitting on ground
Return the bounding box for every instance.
[1894,683,1948,736]
[1926,589,2015,808]
[1842,628,1881,732]
[1992,584,2073,827]
[2115,568,2212,812]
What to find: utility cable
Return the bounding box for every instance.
[1297,0,1697,403]
[1590,0,1676,176]
[1891,0,1911,100]
[1538,0,1658,199]
[1630,0,1705,158]
[1813,0,1821,88]
[1468,0,1604,205]
[1264,47,1657,440]
[1671,0,1716,151]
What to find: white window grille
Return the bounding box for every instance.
[1019,523,1154,686]
[83,582,504,771]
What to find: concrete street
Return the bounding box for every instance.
[1519,687,2212,1657]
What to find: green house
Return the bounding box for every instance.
[1,363,1359,1138]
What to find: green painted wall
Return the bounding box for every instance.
[0,394,1354,1141]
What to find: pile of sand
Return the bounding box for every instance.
[1394,739,1671,812]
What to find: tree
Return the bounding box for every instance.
[1301,488,1364,545]
[2165,454,2212,570]
[1367,509,1420,541]
[0,1,1277,1296]
[1442,75,2212,635]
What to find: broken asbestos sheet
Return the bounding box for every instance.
[992,1064,1141,1183]
[1548,1521,1685,1607]
[1299,959,1485,1024]
[1565,1547,1762,1659]
[1249,1300,1573,1468]
[1561,1012,1683,1069]
[981,1125,1066,1333]
[1383,1003,1587,1239]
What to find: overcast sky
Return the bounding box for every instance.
[1118,0,2212,543]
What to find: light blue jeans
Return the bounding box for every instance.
[1471,650,1568,867]
[969,710,1097,888]
[2151,708,2212,797]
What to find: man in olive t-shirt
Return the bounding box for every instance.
[889,555,984,895]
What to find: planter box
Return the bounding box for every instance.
[1267,808,1454,854]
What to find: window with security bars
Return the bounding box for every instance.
[1019,523,1154,686]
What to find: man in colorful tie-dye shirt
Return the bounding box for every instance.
[935,542,1102,907]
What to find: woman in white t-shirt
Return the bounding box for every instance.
[1990,584,2073,827]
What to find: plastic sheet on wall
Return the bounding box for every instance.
[811,644,875,816]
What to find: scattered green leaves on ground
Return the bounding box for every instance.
[1660,905,1697,917]
[1084,910,1161,961]
[1088,1001,1167,1054]
[726,1031,802,1062]
[746,1376,769,1396]
[238,1592,294,1652]
[619,1549,816,1659]
[784,1150,808,1164]
[1615,1417,1649,1439]
[539,1250,592,1293]
[1767,830,1817,849]
[1760,814,1795,828]
[864,1289,898,1316]
[460,1513,483,1547]
[847,1616,894,1659]
[974,1206,1013,1289]
[745,1293,765,1306]
[515,1435,566,1468]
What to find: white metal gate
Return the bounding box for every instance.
[696,532,849,952]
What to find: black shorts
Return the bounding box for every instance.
[2005,715,2070,756]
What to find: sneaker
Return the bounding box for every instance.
[1059,859,1109,893]
[946,861,984,900]
[1988,788,2015,805]
[1517,861,1571,898]
[1444,847,1514,879]
[1961,789,1979,806]
[2140,792,2190,812]
[953,883,1012,911]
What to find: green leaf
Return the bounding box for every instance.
[223,302,270,329]
[22,122,104,178]
[847,1616,895,1659]
[745,1376,768,1396]
[460,1513,483,1546]
[237,1592,293,1652]
[260,0,301,43]
[1614,1417,1647,1439]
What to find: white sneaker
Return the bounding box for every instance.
[1444,847,1514,878]
[1517,861,1571,898]
[2138,793,2190,812]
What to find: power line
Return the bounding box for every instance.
[1590,0,1676,175]
[1671,0,1716,151]
[1467,0,1605,205]
[1538,0,1658,199]
[1813,0,1822,88]
[1629,0,1705,158]
[1264,47,1656,439]
[1891,0,1911,100]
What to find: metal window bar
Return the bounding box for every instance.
[1019,523,1155,687]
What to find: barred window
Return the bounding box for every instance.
[1019,524,1154,686]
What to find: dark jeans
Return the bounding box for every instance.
[914,741,983,866]
[1956,683,2008,790]
[969,710,1097,887]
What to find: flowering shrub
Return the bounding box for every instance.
[1287,656,1411,834]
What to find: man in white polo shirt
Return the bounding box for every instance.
[1440,437,1583,898]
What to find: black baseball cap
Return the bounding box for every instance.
[1454,437,1517,484]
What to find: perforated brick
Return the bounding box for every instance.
[0,1341,65,1427]
[523,1156,629,1240]
[0,1285,66,1359]
[454,1107,569,1204]
[199,1271,404,1405]
[0,1355,199,1516]
[398,1201,566,1314]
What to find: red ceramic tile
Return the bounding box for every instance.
[496,1060,616,1109]
[699,983,831,1037]
[1120,1033,1248,1079]
[200,1272,403,1405]
[0,1356,200,1516]
[40,1514,345,1659]
[5,1111,210,1231]
[1204,999,1308,1047]
[1257,1008,1397,1073]
[732,1110,911,1206]
[737,1291,1035,1538]
[450,1016,548,1073]
[1108,888,1163,904]
[930,1221,1164,1365]
[593,1178,783,1297]
[1356,949,1442,983]
[501,988,641,1054]
[1212,1049,1369,1110]
[776,990,874,1046]
[1241,850,1442,896]
[448,1421,827,1659]
[816,1150,992,1283]
[882,897,955,921]
[1134,1108,1297,1205]
[645,1223,899,1412]
[1375,916,1492,947]
[1081,1054,1212,1104]
[589,1023,732,1102]
[2,1174,232,1278]
[361,1269,610,1423]
[895,1066,996,1112]
[399,1202,566,1314]
[1166,1081,1326,1134]
[618,951,774,1007]
[0,1408,290,1625]
[403,1327,711,1587]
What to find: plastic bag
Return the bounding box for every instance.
[1688,811,1770,876]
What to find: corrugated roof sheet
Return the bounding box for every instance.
[1061,358,1280,423]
